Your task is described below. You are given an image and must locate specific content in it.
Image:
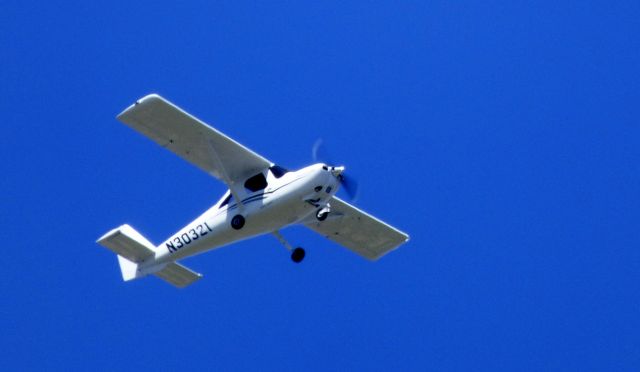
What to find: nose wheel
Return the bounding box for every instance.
[291,247,306,263]
[316,210,329,221]
[316,204,331,221]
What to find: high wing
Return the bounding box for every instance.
[116,94,272,190]
[304,197,409,260]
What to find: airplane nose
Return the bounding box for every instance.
[330,166,345,178]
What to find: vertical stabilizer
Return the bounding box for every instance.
[117,255,144,281]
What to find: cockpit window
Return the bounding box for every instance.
[218,192,233,209]
[270,165,289,179]
[244,172,268,192]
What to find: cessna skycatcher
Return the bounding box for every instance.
[98,94,409,288]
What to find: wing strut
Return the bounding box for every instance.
[206,139,244,208]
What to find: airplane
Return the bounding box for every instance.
[97,94,410,288]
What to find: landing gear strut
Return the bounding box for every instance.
[231,214,245,230]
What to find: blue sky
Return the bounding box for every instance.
[1,1,639,370]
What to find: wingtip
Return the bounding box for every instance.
[138,93,163,103]
[116,93,165,120]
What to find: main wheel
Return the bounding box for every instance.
[316,209,328,221]
[231,214,245,230]
[291,247,306,263]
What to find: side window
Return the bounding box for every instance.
[244,172,268,192]
[218,192,233,209]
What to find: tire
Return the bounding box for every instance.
[316,209,328,221]
[231,214,245,230]
[291,247,306,263]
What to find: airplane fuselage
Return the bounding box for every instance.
[140,164,340,271]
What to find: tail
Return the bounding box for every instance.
[97,224,202,288]
[116,254,143,281]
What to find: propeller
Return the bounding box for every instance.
[338,172,359,200]
[312,139,360,201]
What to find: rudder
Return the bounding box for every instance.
[117,255,144,281]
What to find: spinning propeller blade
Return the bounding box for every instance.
[339,172,359,200]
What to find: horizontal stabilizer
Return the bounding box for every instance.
[154,262,202,288]
[97,224,155,263]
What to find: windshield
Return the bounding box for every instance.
[269,165,289,179]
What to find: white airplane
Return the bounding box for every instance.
[98,94,409,288]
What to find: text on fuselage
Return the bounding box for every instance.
[166,222,213,253]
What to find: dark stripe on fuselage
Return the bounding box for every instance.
[225,176,305,212]
[226,195,267,212]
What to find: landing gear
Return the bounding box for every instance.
[291,247,306,263]
[316,210,328,221]
[316,204,331,221]
[231,214,245,230]
[272,230,306,263]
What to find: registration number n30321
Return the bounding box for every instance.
[166,222,213,253]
